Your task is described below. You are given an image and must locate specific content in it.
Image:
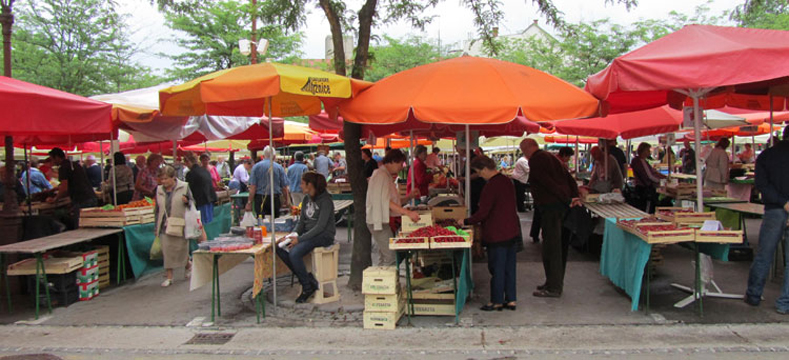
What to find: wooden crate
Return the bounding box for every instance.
[401,213,433,233]
[80,206,153,228]
[389,236,430,250]
[619,225,695,244]
[363,300,405,330]
[327,182,352,194]
[364,289,403,313]
[7,257,83,276]
[655,207,715,225]
[412,299,455,316]
[429,235,472,249]
[695,230,744,244]
[431,206,467,223]
[304,244,339,282]
[362,266,399,295]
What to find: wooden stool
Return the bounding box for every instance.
[305,243,340,304]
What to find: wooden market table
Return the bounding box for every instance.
[668,173,697,182]
[0,228,123,319]
[190,233,291,323]
[395,247,472,325]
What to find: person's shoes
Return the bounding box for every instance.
[532,289,561,298]
[480,303,503,311]
[295,285,317,303]
[536,283,547,291]
[532,237,540,243]
[743,297,760,307]
[161,279,172,287]
[776,308,788,315]
[504,302,517,311]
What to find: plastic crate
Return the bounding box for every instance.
[26,271,77,295]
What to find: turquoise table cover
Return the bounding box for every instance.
[122,203,231,278]
[599,217,729,312]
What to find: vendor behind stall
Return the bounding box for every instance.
[46,148,98,229]
[276,172,335,303]
[20,157,53,195]
[406,145,431,198]
[630,142,665,213]
[588,146,624,193]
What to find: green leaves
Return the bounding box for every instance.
[6,0,162,96]
[365,35,444,82]
[162,0,304,81]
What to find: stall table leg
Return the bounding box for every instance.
[256,288,265,324]
[1,254,11,312]
[34,253,52,320]
[116,234,128,284]
[695,245,703,318]
[450,249,459,325]
[211,254,222,322]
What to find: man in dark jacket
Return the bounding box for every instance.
[745,127,789,314]
[521,139,580,298]
[46,148,98,229]
[184,152,217,225]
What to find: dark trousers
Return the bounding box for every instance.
[69,198,98,230]
[540,204,570,293]
[514,180,527,212]
[276,234,334,289]
[254,194,281,218]
[530,207,541,240]
[634,185,658,214]
[487,241,517,304]
[115,190,134,205]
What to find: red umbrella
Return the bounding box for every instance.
[1,76,112,144]
[585,24,789,208]
[553,106,683,140]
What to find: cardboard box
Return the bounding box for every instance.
[431,206,467,223]
[362,266,399,295]
[401,213,432,233]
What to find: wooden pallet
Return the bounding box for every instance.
[389,237,430,250]
[7,257,83,276]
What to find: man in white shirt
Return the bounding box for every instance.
[216,156,231,179]
[425,147,442,170]
[511,155,530,213]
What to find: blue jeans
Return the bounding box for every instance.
[276,233,334,289]
[487,241,517,305]
[746,208,789,310]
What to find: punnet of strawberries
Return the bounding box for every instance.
[410,225,456,238]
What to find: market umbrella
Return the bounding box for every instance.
[585,24,789,209]
[159,62,371,309]
[553,105,683,140]
[339,56,597,214]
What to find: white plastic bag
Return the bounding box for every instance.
[184,202,203,240]
[240,211,257,228]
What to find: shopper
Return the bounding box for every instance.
[132,154,163,201]
[287,152,309,207]
[84,155,102,189]
[46,148,98,229]
[313,150,332,178]
[704,138,730,191]
[201,153,222,189]
[216,156,231,179]
[366,149,420,265]
[520,139,580,298]
[362,149,378,179]
[276,172,335,303]
[20,157,53,195]
[607,139,627,178]
[132,155,146,183]
[679,139,696,174]
[106,152,135,205]
[154,165,193,287]
[331,152,347,178]
[246,146,290,218]
[745,126,789,313]
[184,152,217,225]
[463,155,520,311]
[406,145,431,198]
[230,159,252,193]
[425,147,442,170]
[511,154,529,213]
[588,146,624,193]
[630,142,665,213]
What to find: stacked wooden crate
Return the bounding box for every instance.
[362,266,404,330]
[80,206,154,227]
[95,245,111,289]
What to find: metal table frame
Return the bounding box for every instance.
[207,253,266,324]
[0,228,123,319]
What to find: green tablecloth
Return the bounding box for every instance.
[599,218,729,312]
[712,208,741,230]
[122,203,231,279]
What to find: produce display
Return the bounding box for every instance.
[617,218,695,244]
[80,198,155,227]
[198,237,255,252]
[655,207,717,224]
[617,217,667,228]
[657,208,693,217]
[392,237,429,244]
[434,219,460,228]
[410,225,456,238]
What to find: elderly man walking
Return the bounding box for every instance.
[745,127,789,314]
[520,138,581,298]
[246,146,290,218]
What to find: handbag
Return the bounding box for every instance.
[162,201,185,237]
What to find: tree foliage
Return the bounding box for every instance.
[5,0,162,96]
[731,0,789,30]
[163,0,304,81]
[365,35,445,82]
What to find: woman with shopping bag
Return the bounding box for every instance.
[153,165,195,287]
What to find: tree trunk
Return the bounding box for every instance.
[1,2,18,215]
[318,0,346,76]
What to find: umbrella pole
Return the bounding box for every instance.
[409,130,415,206]
[99,141,105,185]
[770,95,775,147]
[267,97,277,311]
[111,132,117,206]
[465,125,471,217]
[172,140,177,160]
[24,143,31,215]
[603,140,608,181]
[691,92,705,210]
[575,137,579,176]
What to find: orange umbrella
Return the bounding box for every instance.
[362,138,432,149]
[339,56,599,126]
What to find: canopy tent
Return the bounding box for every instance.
[585,24,789,209]
[158,62,370,309]
[682,123,776,141]
[1,76,113,144]
[553,105,683,140]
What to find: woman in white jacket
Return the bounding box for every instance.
[366,149,421,266]
[704,138,731,191]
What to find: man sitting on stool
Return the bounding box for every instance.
[275,172,335,303]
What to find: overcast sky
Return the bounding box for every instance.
[117,0,742,74]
